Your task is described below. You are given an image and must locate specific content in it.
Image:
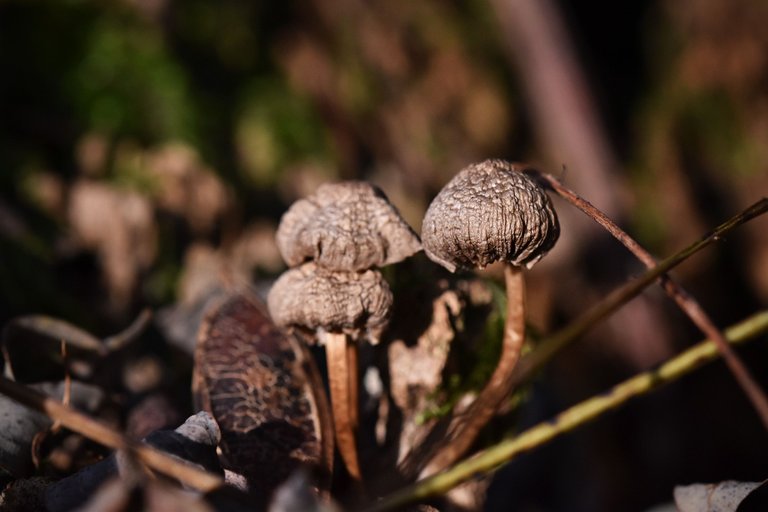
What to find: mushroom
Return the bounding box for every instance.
[267,262,394,480]
[276,181,421,272]
[270,181,420,481]
[419,159,559,476]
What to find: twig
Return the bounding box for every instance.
[0,376,223,492]
[104,308,153,352]
[364,310,768,511]
[513,197,768,383]
[532,172,768,429]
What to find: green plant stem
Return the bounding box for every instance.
[364,309,768,512]
[533,174,768,429]
[512,197,768,384]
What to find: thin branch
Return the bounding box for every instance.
[104,308,153,352]
[531,172,768,429]
[364,309,768,511]
[396,198,767,479]
[0,376,223,492]
[512,197,768,384]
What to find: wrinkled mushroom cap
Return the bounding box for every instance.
[276,181,421,272]
[421,159,559,272]
[267,262,393,344]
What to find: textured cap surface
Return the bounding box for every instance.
[267,262,393,344]
[421,159,559,272]
[276,181,421,272]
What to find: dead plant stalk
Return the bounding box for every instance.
[532,172,768,430]
[0,376,223,492]
[365,309,768,512]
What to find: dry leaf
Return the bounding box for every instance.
[388,289,460,464]
[2,316,103,382]
[2,311,151,383]
[192,292,333,501]
[674,480,763,512]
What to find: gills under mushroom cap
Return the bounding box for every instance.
[276,181,421,272]
[421,159,559,272]
[267,262,393,344]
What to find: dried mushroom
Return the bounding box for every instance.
[192,293,333,503]
[271,180,416,482]
[267,262,393,481]
[421,159,559,273]
[276,181,421,272]
[267,262,393,345]
[419,159,560,477]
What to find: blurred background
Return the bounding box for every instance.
[1,0,768,510]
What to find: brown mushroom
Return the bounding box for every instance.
[419,159,559,476]
[267,262,393,480]
[271,181,419,481]
[276,181,421,272]
[422,159,559,272]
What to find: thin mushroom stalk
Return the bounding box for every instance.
[422,265,526,476]
[420,159,559,476]
[346,338,360,430]
[268,262,395,482]
[321,331,360,478]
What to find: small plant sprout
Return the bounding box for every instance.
[420,159,559,476]
[270,181,420,481]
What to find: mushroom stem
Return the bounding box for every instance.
[347,341,360,430]
[421,264,526,478]
[322,331,361,480]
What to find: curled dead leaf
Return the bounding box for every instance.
[2,310,151,383]
[674,480,766,512]
[192,292,333,501]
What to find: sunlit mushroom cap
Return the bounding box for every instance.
[421,159,559,272]
[276,181,421,272]
[267,262,393,344]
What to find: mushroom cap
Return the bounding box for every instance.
[267,262,393,344]
[276,181,422,272]
[421,159,559,272]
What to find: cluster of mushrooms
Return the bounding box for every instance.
[267,159,560,481]
[267,182,422,479]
